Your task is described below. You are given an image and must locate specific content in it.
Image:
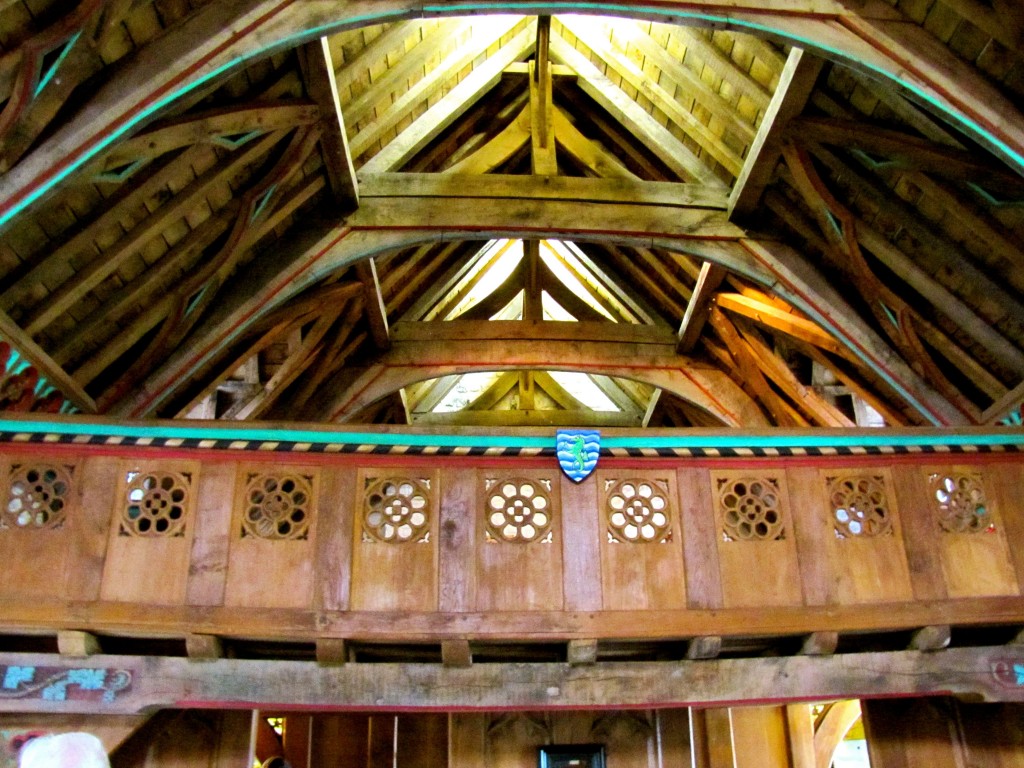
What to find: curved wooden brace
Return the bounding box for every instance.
[111,201,963,425]
[814,700,862,768]
[1,0,1023,229]
[308,338,766,427]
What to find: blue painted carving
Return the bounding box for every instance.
[990,660,1024,689]
[556,430,600,483]
[0,666,131,703]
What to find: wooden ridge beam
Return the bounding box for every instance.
[1,645,1022,714]
[299,37,358,210]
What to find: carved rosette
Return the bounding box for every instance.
[716,476,784,541]
[242,473,313,540]
[827,474,892,538]
[929,473,992,533]
[362,477,431,543]
[3,464,73,530]
[605,479,671,543]
[120,471,191,537]
[485,478,553,543]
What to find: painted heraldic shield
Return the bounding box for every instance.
[556,429,600,483]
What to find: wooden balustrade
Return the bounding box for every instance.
[1,419,1024,711]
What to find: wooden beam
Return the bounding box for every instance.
[185,634,224,660]
[983,378,1024,424]
[549,34,724,187]
[686,636,722,660]
[358,172,726,209]
[0,309,96,412]
[441,640,472,668]
[356,258,389,349]
[567,639,598,666]
[391,320,675,345]
[360,22,536,172]
[91,101,321,176]
[792,116,1024,194]
[57,630,100,657]
[318,335,764,426]
[298,37,358,210]
[552,106,637,180]
[814,701,862,768]
[714,292,846,357]
[729,47,822,219]
[677,261,727,353]
[2,645,1023,714]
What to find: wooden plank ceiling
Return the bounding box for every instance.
[0,1,1023,429]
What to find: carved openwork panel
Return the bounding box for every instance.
[826,474,892,539]
[362,476,432,543]
[484,477,554,543]
[603,478,672,543]
[120,471,191,537]
[715,475,785,542]
[929,472,993,534]
[3,463,73,530]
[242,472,313,540]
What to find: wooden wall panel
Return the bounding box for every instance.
[67,456,118,602]
[596,470,685,610]
[926,465,1018,598]
[0,457,76,598]
[677,467,723,610]
[476,471,563,611]
[224,466,319,609]
[438,469,477,612]
[396,712,447,768]
[731,706,791,768]
[711,471,802,608]
[786,466,833,606]
[863,698,964,768]
[889,465,947,601]
[100,461,199,605]
[561,473,602,612]
[186,461,237,607]
[351,469,439,611]
[794,468,909,606]
[310,713,370,768]
[313,466,356,611]
[990,463,1024,590]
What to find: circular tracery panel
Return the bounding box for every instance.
[5,464,72,529]
[487,478,552,542]
[828,475,891,538]
[718,477,784,541]
[122,471,190,537]
[363,478,430,543]
[606,480,671,542]
[930,473,991,533]
[243,473,312,540]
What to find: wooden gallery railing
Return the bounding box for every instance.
[1,417,1024,713]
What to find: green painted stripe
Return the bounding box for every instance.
[1,418,1023,451]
